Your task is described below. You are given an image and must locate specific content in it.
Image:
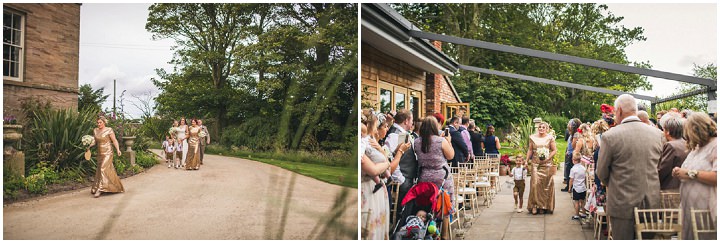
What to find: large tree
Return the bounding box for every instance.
[146,3,253,133]
[147,3,357,152]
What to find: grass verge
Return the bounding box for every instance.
[203,145,357,188]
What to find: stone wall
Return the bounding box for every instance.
[3,3,81,120]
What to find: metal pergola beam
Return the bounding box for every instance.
[409,30,717,89]
[653,88,712,104]
[459,64,658,102]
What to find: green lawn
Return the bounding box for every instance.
[498,139,568,165]
[203,147,357,189]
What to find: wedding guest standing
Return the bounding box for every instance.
[177,118,189,167]
[185,119,202,170]
[90,116,124,198]
[672,113,717,240]
[597,94,662,240]
[198,119,210,165]
[657,113,687,190]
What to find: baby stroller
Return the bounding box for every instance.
[392,167,451,240]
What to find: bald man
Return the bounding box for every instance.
[596,94,662,240]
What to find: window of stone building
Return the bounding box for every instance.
[3,9,24,81]
[377,81,422,117]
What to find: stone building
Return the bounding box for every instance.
[361,3,468,122]
[3,3,81,120]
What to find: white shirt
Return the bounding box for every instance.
[163,141,175,153]
[385,123,408,155]
[511,166,527,180]
[570,163,587,193]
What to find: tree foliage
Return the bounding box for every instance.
[146,3,357,152]
[656,63,717,112]
[77,84,109,113]
[393,3,652,127]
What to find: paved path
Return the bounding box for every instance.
[4,150,357,240]
[462,165,595,240]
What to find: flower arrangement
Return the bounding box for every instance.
[168,127,176,136]
[81,135,94,147]
[500,154,511,166]
[4,115,17,125]
[198,131,207,138]
[82,135,94,160]
[536,147,550,161]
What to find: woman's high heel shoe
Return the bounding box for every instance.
[94,190,101,198]
[532,208,538,215]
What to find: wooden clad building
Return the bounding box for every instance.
[361,3,468,121]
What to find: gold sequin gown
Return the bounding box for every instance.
[91,128,124,194]
[527,134,555,213]
[185,126,201,170]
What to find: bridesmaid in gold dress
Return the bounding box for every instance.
[184,118,202,170]
[525,122,558,214]
[90,116,125,198]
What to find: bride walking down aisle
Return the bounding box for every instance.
[177,118,189,167]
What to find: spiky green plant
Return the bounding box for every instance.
[23,108,98,176]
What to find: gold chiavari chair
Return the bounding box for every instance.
[457,161,480,216]
[690,208,716,240]
[634,207,682,240]
[473,157,493,207]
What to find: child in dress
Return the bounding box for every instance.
[510,156,528,213]
[161,136,176,168]
[361,123,392,193]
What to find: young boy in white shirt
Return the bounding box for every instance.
[509,156,528,213]
[161,136,175,168]
[568,157,588,220]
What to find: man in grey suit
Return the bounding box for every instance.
[597,94,662,240]
[198,119,211,165]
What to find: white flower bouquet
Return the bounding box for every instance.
[82,135,94,147]
[81,135,94,160]
[199,131,207,138]
[536,147,550,161]
[168,127,176,136]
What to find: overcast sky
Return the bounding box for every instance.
[79,3,174,119]
[605,3,717,103]
[78,3,717,118]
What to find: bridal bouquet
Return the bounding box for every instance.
[536,147,550,161]
[168,127,176,136]
[198,131,207,138]
[82,135,94,160]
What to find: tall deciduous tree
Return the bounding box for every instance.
[146,3,253,133]
[147,3,357,152]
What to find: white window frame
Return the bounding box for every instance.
[3,8,25,82]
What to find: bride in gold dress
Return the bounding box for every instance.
[525,122,557,214]
[184,118,202,170]
[90,116,125,198]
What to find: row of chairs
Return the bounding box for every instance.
[593,190,715,240]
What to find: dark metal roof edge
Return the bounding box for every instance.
[362,3,459,74]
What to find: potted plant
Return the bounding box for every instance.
[122,124,137,152]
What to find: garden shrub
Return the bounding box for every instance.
[3,173,26,199]
[114,155,128,175]
[29,161,60,185]
[221,117,278,151]
[25,173,47,194]
[23,107,96,176]
[135,150,159,168]
[58,168,86,183]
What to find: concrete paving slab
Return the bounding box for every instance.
[503,231,544,240]
[506,217,544,232]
